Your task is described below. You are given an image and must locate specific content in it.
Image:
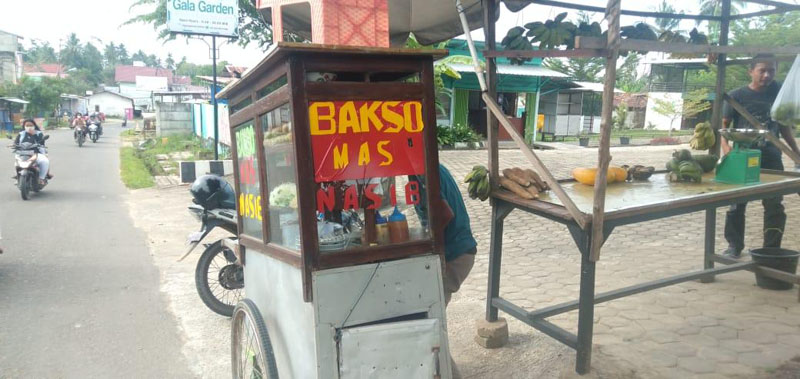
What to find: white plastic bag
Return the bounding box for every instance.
[771,55,800,127]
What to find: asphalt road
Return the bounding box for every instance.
[0,125,192,378]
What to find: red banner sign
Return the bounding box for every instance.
[309,100,426,182]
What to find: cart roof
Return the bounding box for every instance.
[217,43,447,99]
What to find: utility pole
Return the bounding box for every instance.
[212,36,219,160]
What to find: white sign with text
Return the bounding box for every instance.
[167,0,239,38]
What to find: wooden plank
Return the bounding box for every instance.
[742,0,800,10]
[710,0,731,157]
[304,82,425,101]
[483,49,607,59]
[589,1,621,262]
[576,36,800,55]
[604,176,800,222]
[525,0,722,21]
[731,7,791,20]
[318,243,435,269]
[491,189,575,222]
[481,92,589,230]
[287,56,317,302]
[485,1,500,191]
[723,94,800,165]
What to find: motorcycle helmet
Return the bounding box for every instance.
[190,175,236,210]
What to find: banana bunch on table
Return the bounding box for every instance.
[689,122,715,150]
[464,165,491,201]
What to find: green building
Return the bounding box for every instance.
[439,39,579,142]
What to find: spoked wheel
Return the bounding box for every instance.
[195,239,244,316]
[231,299,279,379]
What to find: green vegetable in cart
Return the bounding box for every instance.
[269,183,298,208]
[692,154,719,173]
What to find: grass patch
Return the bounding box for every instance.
[120,129,137,137]
[120,147,155,189]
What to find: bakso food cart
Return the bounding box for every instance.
[217,43,453,379]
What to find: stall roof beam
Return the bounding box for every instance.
[515,0,722,21]
[731,7,792,20]
[576,36,800,55]
[484,48,607,59]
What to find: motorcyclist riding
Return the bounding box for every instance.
[89,112,103,136]
[14,119,52,184]
[73,112,86,140]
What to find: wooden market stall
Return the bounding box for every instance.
[455,0,800,375]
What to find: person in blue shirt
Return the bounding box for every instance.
[412,164,478,304]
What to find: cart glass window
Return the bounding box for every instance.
[262,103,300,250]
[235,121,264,239]
[309,100,431,253]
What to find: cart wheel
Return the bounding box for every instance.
[231,299,279,379]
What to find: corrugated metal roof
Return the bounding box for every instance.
[448,63,568,78]
[572,81,623,93]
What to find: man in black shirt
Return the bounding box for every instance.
[721,55,800,258]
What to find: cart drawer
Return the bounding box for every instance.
[338,318,441,378]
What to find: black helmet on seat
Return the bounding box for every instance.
[190,175,236,210]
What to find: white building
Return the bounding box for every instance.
[88,91,134,118]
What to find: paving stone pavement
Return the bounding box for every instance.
[440,144,800,378]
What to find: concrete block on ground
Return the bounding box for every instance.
[475,318,508,348]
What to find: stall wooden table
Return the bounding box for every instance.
[485,170,800,374]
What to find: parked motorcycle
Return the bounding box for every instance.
[179,175,241,317]
[87,121,100,143]
[8,135,50,200]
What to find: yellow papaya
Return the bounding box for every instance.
[572,166,626,186]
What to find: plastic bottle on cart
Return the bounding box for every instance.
[375,211,390,245]
[387,207,410,243]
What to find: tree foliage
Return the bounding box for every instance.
[23,40,58,64]
[125,0,273,50]
[0,76,92,117]
[545,57,604,83]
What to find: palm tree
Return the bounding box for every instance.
[697,0,745,41]
[59,33,84,69]
[654,1,681,33]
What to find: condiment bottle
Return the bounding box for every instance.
[375,211,390,245]
[388,207,410,243]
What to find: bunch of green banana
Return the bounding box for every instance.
[464,165,491,201]
[666,149,703,183]
[689,122,715,150]
[567,21,603,48]
[620,23,658,41]
[525,13,576,50]
[501,26,534,64]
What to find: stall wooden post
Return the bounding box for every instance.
[485,0,500,189]
[710,0,732,157]
[589,0,621,262]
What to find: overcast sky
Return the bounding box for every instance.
[2,0,770,69]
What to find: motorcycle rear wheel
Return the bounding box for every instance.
[195,239,243,317]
